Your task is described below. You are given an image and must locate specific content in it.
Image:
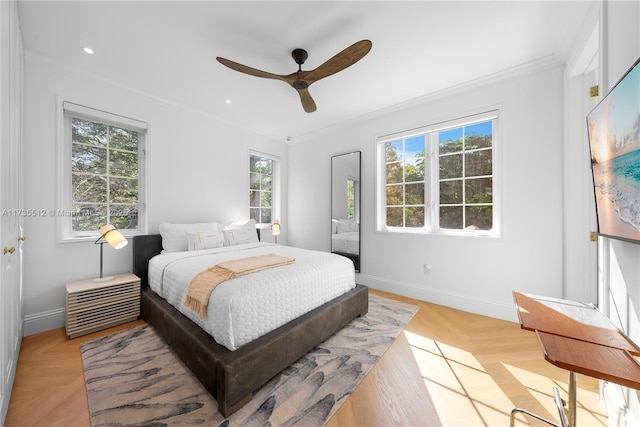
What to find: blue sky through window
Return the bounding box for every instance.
[439,121,492,147]
[387,140,404,161]
[466,121,492,137]
[404,135,424,159]
[439,127,462,145]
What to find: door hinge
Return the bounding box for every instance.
[590,231,599,242]
[590,85,599,98]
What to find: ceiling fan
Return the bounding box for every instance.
[216,39,372,113]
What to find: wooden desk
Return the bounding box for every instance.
[514,292,640,354]
[512,292,640,427]
[536,331,640,390]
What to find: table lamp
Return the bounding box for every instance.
[271,220,280,244]
[94,224,128,282]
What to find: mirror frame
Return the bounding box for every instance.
[331,151,361,272]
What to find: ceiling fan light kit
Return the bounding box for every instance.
[216,39,372,113]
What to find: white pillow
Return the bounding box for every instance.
[336,219,359,233]
[158,222,218,252]
[186,230,224,251]
[222,219,259,246]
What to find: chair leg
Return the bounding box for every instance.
[552,387,570,427]
[509,385,570,427]
[510,407,561,427]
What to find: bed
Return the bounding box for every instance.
[132,233,369,417]
[331,219,360,271]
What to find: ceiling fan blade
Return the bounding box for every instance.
[305,40,372,84]
[216,57,287,82]
[297,87,317,113]
[217,41,371,113]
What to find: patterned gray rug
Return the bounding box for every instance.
[81,293,418,427]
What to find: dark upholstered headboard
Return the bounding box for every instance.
[132,234,162,288]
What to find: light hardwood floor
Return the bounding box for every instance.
[6,289,608,426]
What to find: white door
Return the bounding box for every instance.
[563,21,600,305]
[0,0,23,424]
[583,64,599,305]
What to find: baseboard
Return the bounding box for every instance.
[356,273,518,323]
[23,308,65,336]
[23,277,518,335]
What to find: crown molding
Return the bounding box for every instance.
[291,55,565,144]
[23,51,285,143]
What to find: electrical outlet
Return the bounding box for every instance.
[423,264,431,274]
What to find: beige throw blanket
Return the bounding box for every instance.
[184,253,295,317]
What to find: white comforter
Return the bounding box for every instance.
[148,242,356,350]
[331,231,359,255]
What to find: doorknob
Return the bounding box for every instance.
[3,247,15,255]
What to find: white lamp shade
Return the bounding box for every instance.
[271,220,280,236]
[99,224,128,249]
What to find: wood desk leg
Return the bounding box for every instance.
[568,371,577,427]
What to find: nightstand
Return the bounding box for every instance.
[65,273,141,338]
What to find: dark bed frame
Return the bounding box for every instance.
[132,234,369,417]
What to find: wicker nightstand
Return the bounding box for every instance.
[65,273,141,338]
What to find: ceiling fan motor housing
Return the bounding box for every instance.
[292,48,309,89]
[292,48,308,65]
[293,79,308,89]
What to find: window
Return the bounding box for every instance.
[384,135,426,228]
[249,152,279,224]
[58,102,146,240]
[377,111,499,236]
[347,179,355,220]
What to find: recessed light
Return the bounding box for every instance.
[225,99,231,104]
[83,47,94,55]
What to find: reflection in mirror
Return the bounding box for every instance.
[331,151,360,272]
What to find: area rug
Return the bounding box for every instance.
[81,293,418,427]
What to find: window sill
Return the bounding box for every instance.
[376,228,500,238]
[57,230,144,244]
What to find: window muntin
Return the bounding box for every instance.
[378,111,498,236]
[58,101,146,241]
[249,154,274,224]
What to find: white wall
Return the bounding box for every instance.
[597,1,640,425]
[22,55,288,334]
[289,61,565,322]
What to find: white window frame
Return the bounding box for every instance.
[249,149,280,226]
[56,100,147,242]
[376,110,501,237]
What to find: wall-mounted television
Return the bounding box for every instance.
[587,56,640,243]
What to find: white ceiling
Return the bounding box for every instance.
[17,1,593,142]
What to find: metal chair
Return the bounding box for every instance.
[510,386,569,427]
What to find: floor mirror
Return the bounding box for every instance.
[331,151,360,272]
